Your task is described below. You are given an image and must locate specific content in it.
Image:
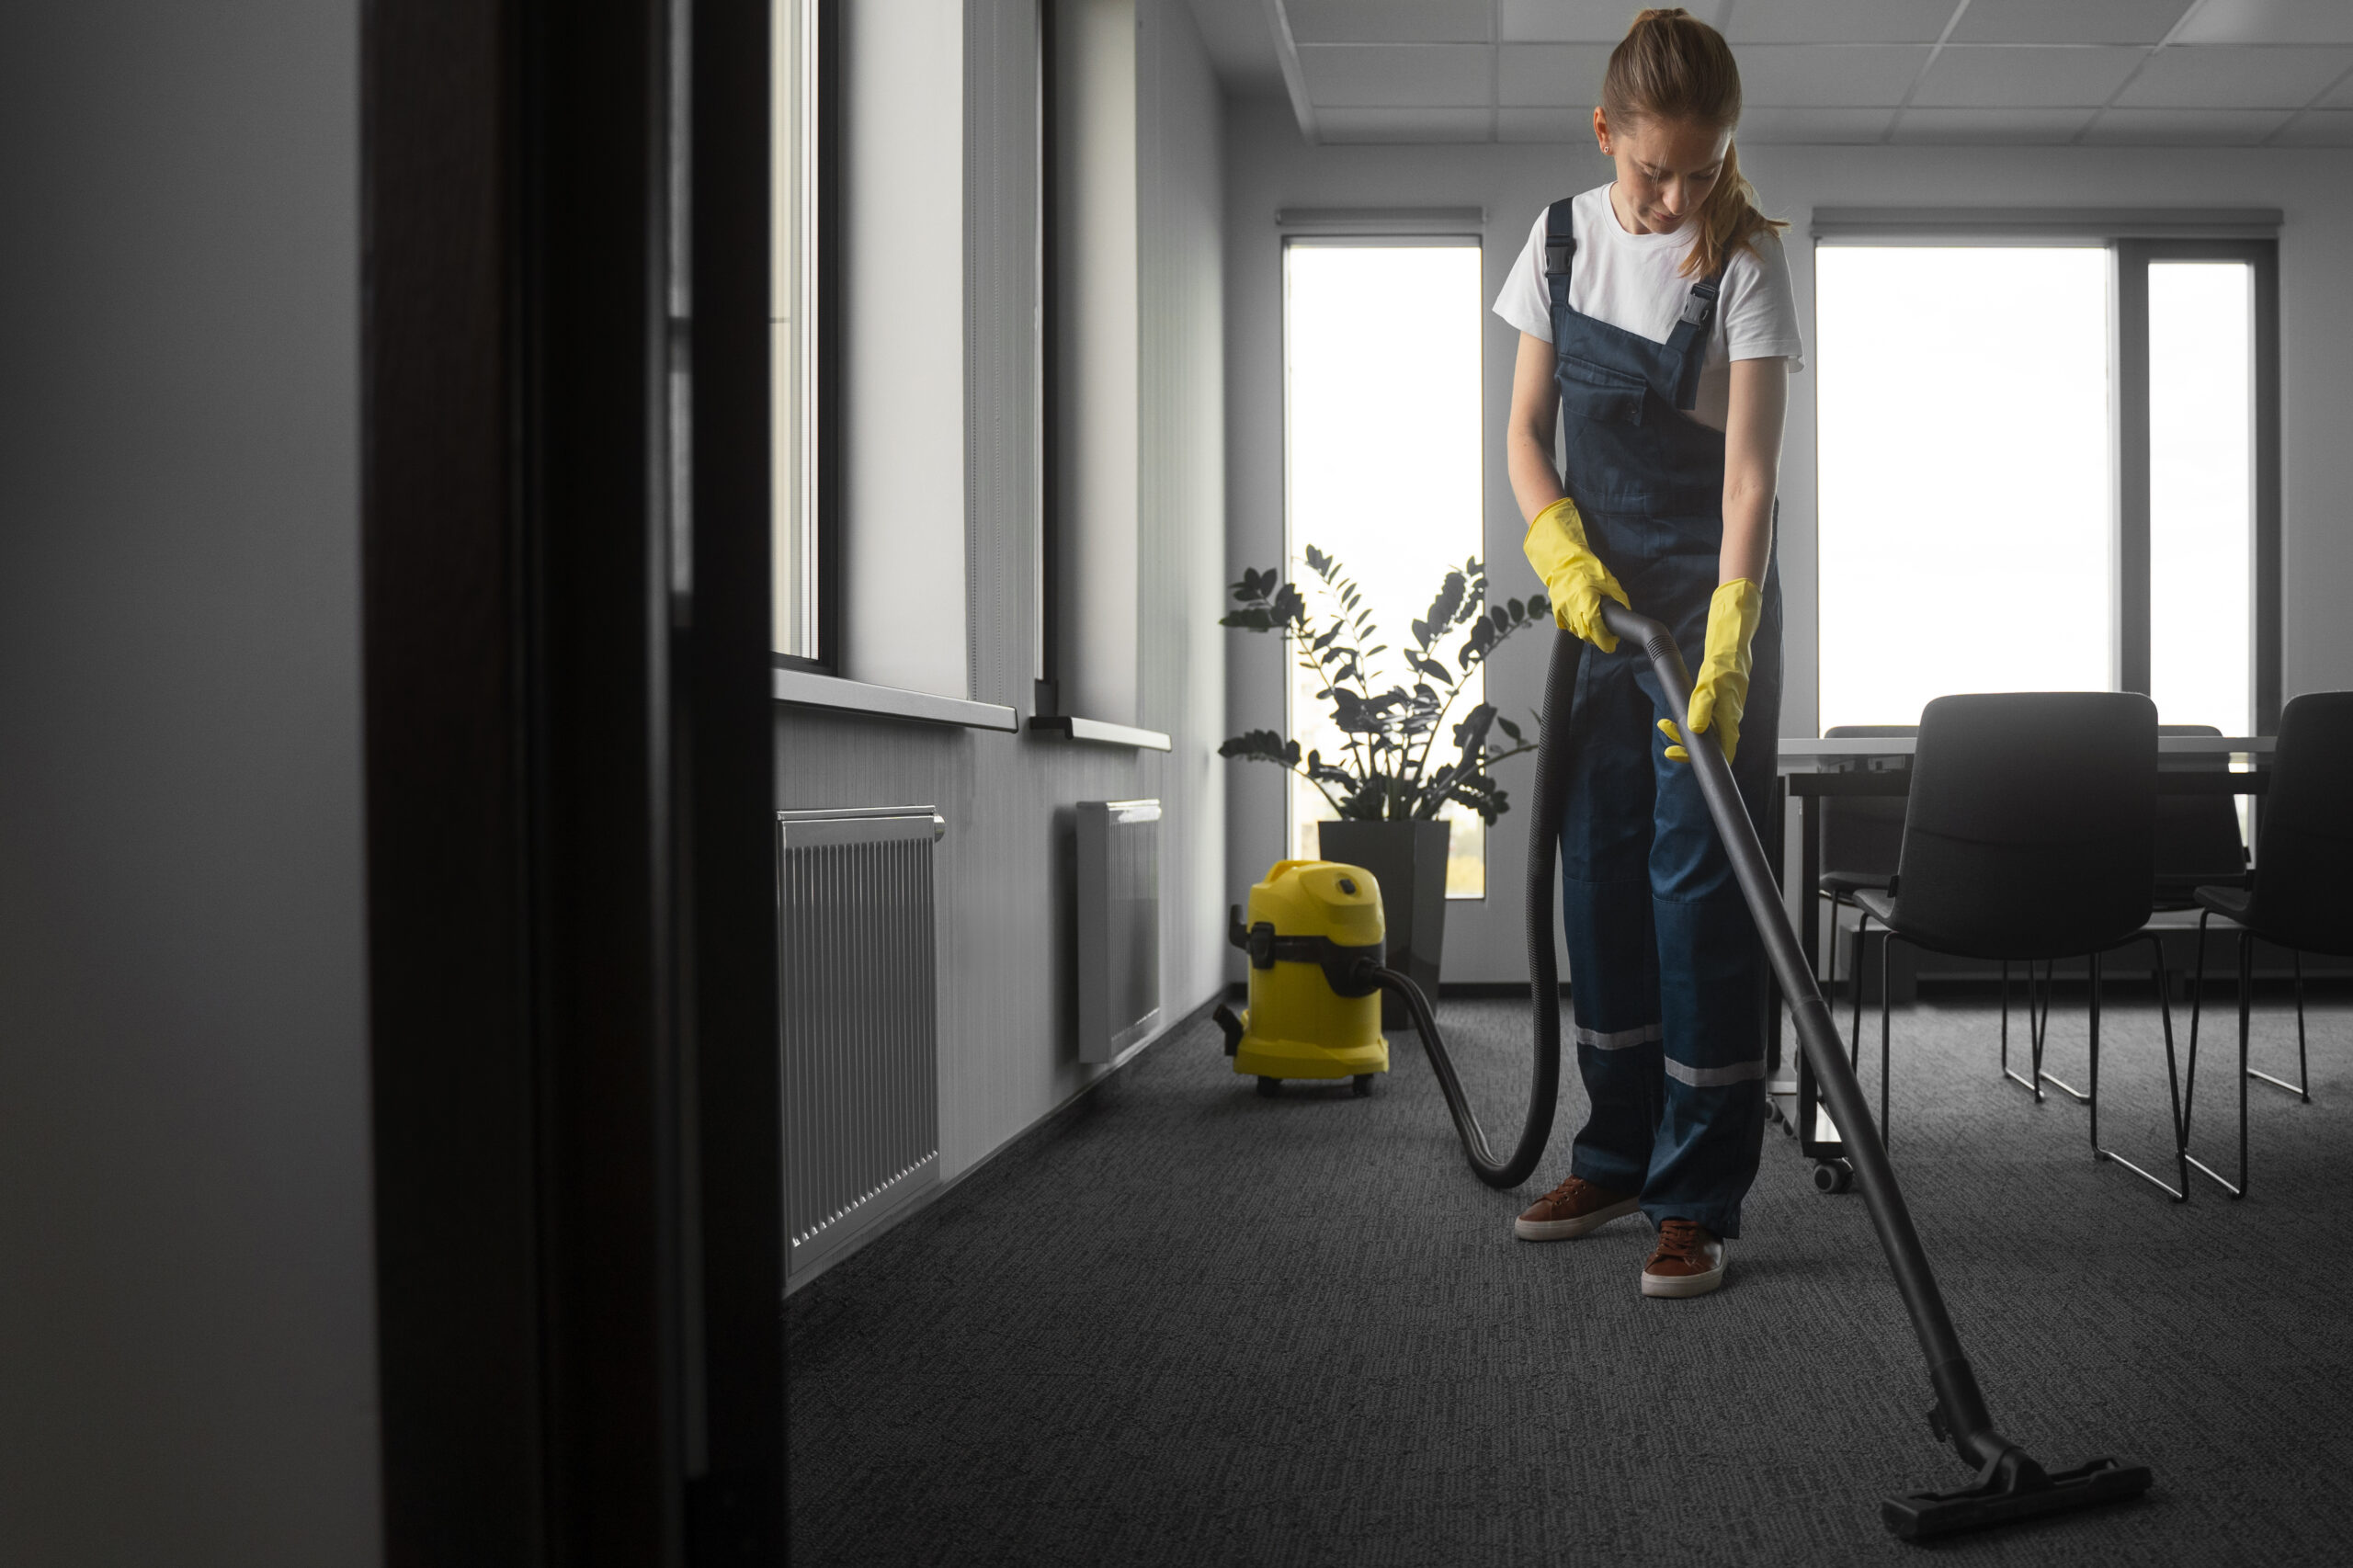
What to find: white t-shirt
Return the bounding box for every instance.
[1493,186,1804,431]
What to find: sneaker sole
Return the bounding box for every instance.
[1513,1197,1640,1242]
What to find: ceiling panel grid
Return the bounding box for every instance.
[1240,0,2353,147]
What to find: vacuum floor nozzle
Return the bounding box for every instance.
[1882,1452,2154,1540]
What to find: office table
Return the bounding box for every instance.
[1765,734,2275,1172]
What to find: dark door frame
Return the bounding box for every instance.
[361,0,780,1562]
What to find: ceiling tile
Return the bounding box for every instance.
[2117,45,2353,108]
[2081,107,2294,142]
[1497,106,1599,142]
[1498,43,1614,108]
[1950,0,2197,45]
[1890,107,2101,142]
[1500,1,1729,44]
[1286,0,1493,46]
[2325,69,2353,108]
[2271,108,2353,143]
[1911,45,2146,107]
[1731,44,1933,106]
[1735,106,1898,142]
[2177,0,2353,46]
[1299,43,1494,108]
[1723,0,1956,45]
[1315,106,1495,143]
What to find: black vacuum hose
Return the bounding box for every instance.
[1349,629,1586,1190]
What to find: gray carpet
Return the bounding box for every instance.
[787,991,2353,1565]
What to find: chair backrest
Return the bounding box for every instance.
[1891,693,2156,960]
[1821,724,1915,881]
[2154,723,2247,893]
[2246,691,2353,957]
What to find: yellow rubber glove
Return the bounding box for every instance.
[1522,495,1630,654]
[1660,577,1764,766]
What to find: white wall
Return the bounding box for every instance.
[1223,97,2353,982]
[781,0,1225,1198]
[0,3,382,1562]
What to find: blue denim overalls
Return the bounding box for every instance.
[1543,197,1783,1239]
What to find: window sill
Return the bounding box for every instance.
[1028,714,1173,752]
[773,668,1018,732]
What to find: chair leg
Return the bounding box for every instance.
[2039,954,2092,1105]
[1999,959,2010,1081]
[2088,945,2188,1203]
[2158,936,2189,1199]
[2187,929,2252,1199]
[2247,948,2313,1101]
[1850,912,1870,1072]
[2001,958,2042,1101]
[2086,952,2099,1153]
[2184,910,2210,1134]
[1879,934,1894,1154]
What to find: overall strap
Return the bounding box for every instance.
[1543,199,1575,313]
[1670,270,1724,344]
[1665,267,1727,408]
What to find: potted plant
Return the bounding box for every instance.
[1221,546,1548,1022]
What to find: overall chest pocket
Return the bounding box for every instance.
[1554,351,1650,427]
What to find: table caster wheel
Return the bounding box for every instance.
[1256,1076,1281,1097]
[1763,1099,1782,1128]
[1352,1074,1375,1096]
[1812,1158,1854,1195]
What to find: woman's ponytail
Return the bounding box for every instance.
[1602,7,1787,278]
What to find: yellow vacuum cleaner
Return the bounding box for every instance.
[1213,859,1389,1096]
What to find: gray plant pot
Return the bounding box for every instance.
[1317,819,1449,1031]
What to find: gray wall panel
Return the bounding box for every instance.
[1222,101,2353,983]
[0,2,381,1562]
[780,0,1224,1187]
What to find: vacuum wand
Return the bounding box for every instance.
[1593,599,2154,1540]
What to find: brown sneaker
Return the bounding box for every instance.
[1640,1219,1726,1298]
[1514,1175,1639,1241]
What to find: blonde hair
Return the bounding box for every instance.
[1601,7,1788,279]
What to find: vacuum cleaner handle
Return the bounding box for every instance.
[1590,600,2154,1534]
[1593,600,1993,1443]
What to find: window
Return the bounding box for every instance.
[2147,259,2255,735]
[1816,230,2278,735]
[771,0,823,664]
[1817,248,2113,727]
[1282,239,1490,898]
[769,1,969,699]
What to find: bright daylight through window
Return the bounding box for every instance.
[2150,261,2254,736]
[1817,247,2113,731]
[1284,241,1490,898]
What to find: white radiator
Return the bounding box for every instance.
[1075,799,1161,1064]
[779,806,945,1289]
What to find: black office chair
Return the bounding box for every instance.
[2029,724,2252,1106]
[1850,692,2187,1199]
[2181,691,2353,1199]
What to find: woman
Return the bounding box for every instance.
[1493,9,1802,1299]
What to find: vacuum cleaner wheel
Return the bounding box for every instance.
[1256,1076,1281,1097]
